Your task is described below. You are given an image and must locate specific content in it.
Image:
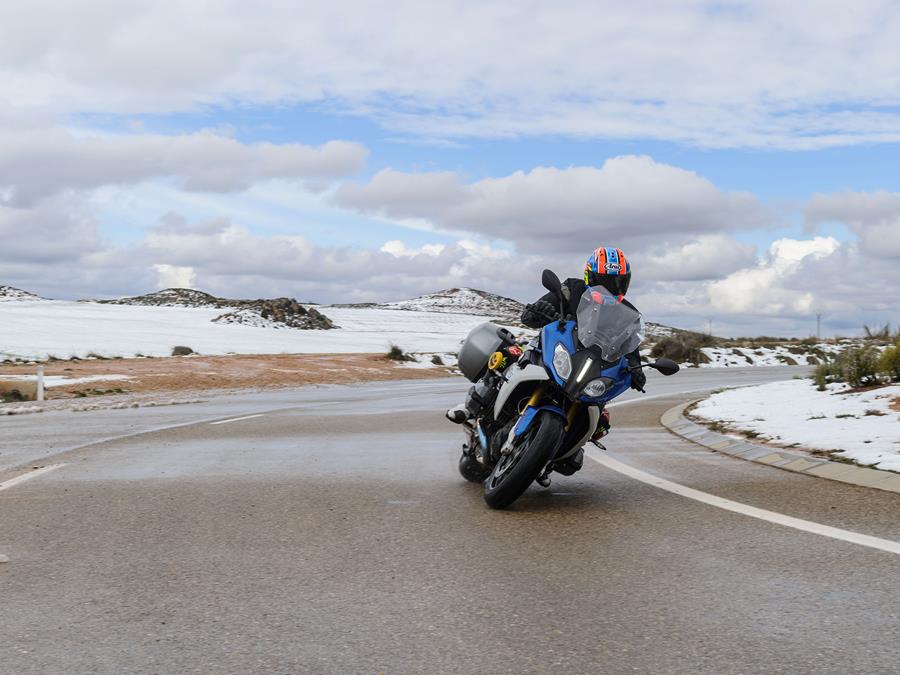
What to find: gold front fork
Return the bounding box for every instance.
[524,384,546,410]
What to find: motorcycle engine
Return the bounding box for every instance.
[465,379,498,418]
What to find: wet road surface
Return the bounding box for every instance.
[2,368,899,673]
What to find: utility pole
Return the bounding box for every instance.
[816,313,822,342]
[707,318,713,336]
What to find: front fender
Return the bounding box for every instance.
[494,364,550,419]
[514,404,566,438]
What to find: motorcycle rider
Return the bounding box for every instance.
[521,245,645,390]
[447,246,646,476]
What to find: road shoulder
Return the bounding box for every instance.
[661,400,900,494]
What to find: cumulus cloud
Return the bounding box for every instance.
[639,235,758,282]
[806,191,900,258]
[153,264,196,289]
[4,2,900,148]
[0,196,101,263]
[0,127,367,206]
[335,156,766,254]
[708,237,840,315]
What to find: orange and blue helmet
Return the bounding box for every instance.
[585,246,631,296]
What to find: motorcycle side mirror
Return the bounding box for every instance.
[651,358,680,376]
[541,269,562,294]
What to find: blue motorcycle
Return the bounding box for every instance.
[456,269,679,509]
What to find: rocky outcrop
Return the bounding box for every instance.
[212,299,335,330]
[0,285,45,302]
[101,288,336,330]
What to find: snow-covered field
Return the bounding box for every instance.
[0,299,518,361]
[693,380,900,471]
[698,344,841,368]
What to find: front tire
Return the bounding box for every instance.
[483,411,563,509]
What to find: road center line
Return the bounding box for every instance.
[586,451,900,556]
[209,414,265,426]
[0,464,66,492]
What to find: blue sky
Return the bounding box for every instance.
[77,102,888,254]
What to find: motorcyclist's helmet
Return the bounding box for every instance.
[584,246,631,296]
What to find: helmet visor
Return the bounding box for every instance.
[587,272,631,296]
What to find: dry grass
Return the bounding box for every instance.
[0,353,451,399]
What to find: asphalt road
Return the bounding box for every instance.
[2,367,899,674]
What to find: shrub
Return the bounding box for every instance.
[430,354,445,366]
[814,365,827,391]
[840,346,880,388]
[650,332,714,366]
[171,345,194,356]
[386,344,412,362]
[878,345,900,382]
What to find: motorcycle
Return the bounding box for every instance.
[455,269,679,509]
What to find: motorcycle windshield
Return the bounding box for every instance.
[576,287,644,361]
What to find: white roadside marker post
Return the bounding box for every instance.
[36,364,45,402]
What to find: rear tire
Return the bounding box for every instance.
[483,411,563,509]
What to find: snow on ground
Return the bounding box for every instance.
[693,380,900,471]
[0,300,524,361]
[694,343,846,368]
[0,374,131,388]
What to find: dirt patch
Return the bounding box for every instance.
[0,353,451,400]
[890,397,900,413]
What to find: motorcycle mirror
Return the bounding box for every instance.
[651,358,680,376]
[541,269,562,294]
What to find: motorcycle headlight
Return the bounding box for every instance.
[552,343,572,380]
[583,378,609,398]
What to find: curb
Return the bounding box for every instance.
[660,401,900,495]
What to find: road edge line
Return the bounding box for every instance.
[0,464,66,492]
[586,452,900,556]
[660,400,900,495]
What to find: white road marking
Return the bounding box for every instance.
[209,414,265,426]
[586,451,900,556]
[0,464,66,492]
[608,387,713,408]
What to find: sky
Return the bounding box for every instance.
[2,0,900,337]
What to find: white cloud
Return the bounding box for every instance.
[806,191,900,258]
[335,156,766,254]
[153,264,195,289]
[639,235,758,281]
[0,126,367,206]
[4,2,900,148]
[708,237,840,315]
[381,240,446,257]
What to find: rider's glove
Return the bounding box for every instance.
[523,299,558,325]
[630,366,647,392]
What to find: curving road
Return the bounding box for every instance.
[1,367,899,674]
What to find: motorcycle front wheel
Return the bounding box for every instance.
[483,410,563,509]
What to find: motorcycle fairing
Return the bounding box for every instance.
[493,364,549,419]
[569,356,633,404]
[541,319,577,386]
[555,405,601,461]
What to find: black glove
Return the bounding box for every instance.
[630,366,647,392]
[522,299,558,326]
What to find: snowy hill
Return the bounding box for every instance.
[99,288,222,308]
[0,285,45,302]
[378,287,525,324]
[100,288,335,330]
